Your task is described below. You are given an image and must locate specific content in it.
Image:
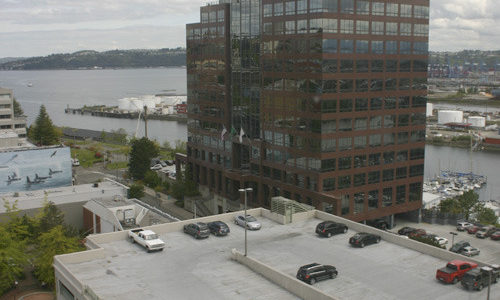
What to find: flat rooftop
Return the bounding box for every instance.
[55,209,499,300]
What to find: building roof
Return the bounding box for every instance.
[54,209,497,300]
[0,179,128,212]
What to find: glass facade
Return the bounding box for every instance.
[187,0,429,222]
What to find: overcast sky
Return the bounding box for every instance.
[0,0,498,58]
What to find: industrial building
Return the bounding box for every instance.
[185,0,429,224]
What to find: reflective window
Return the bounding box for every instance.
[286,1,295,15]
[386,22,398,35]
[264,4,273,17]
[356,40,369,53]
[400,4,412,17]
[372,2,385,16]
[396,185,406,204]
[383,169,394,182]
[322,159,336,172]
[274,2,283,16]
[356,20,369,34]
[354,136,367,149]
[414,24,429,37]
[354,155,367,168]
[339,79,353,92]
[356,60,369,72]
[372,60,384,72]
[355,98,368,111]
[400,42,411,54]
[323,178,335,191]
[339,156,352,170]
[410,148,425,160]
[297,20,308,33]
[370,97,383,110]
[398,132,409,144]
[396,167,407,179]
[338,175,352,189]
[340,59,353,72]
[340,0,354,14]
[371,21,384,35]
[397,150,408,162]
[398,96,410,108]
[356,0,370,15]
[386,41,398,54]
[339,118,352,131]
[383,151,394,164]
[354,118,367,131]
[354,192,364,213]
[285,21,296,34]
[354,173,366,187]
[368,171,380,184]
[339,137,352,151]
[297,0,307,13]
[386,3,398,16]
[400,23,412,36]
[383,133,395,146]
[322,119,337,132]
[370,115,382,129]
[399,78,411,90]
[383,187,393,207]
[414,5,429,19]
[384,97,397,109]
[323,39,338,53]
[356,79,369,92]
[323,59,337,73]
[414,42,428,55]
[409,182,422,201]
[410,164,424,177]
[368,153,381,166]
[386,60,398,72]
[369,134,381,147]
[340,20,354,34]
[371,41,384,54]
[322,99,337,112]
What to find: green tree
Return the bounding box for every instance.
[144,170,162,188]
[33,225,82,287]
[128,184,145,199]
[30,105,60,145]
[456,191,481,220]
[128,137,159,180]
[0,226,27,295]
[476,207,498,225]
[174,139,187,154]
[13,98,24,117]
[36,201,65,234]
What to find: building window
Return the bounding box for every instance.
[368,190,379,210]
[354,173,366,187]
[356,40,369,53]
[286,1,295,15]
[341,194,350,215]
[383,187,393,207]
[322,139,336,152]
[410,148,425,160]
[383,169,394,182]
[323,178,335,191]
[354,118,367,131]
[354,154,366,168]
[340,39,354,53]
[354,192,364,213]
[340,59,353,73]
[274,2,283,16]
[372,2,385,15]
[396,185,406,204]
[368,171,380,184]
[338,137,352,151]
[371,41,384,54]
[356,20,369,34]
[356,60,369,72]
[398,132,409,144]
[340,0,354,14]
[356,0,369,15]
[323,39,338,53]
[396,167,407,179]
[383,133,395,146]
[371,21,384,35]
[338,156,351,170]
[383,151,394,164]
[338,175,351,189]
[339,118,352,132]
[410,164,424,177]
[414,5,429,19]
[355,98,368,111]
[368,153,380,166]
[370,116,382,129]
[400,4,412,18]
[409,182,423,201]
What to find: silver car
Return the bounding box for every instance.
[461,246,480,257]
[235,215,261,230]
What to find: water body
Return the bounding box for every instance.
[1,69,499,201]
[0,68,187,145]
[425,145,500,202]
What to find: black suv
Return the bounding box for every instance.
[207,221,230,236]
[296,263,338,285]
[183,222,210,239]
[316,221,348,237]
[349,232,381,247]
[462,267,499,291]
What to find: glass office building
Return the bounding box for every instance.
[186,0,429,222]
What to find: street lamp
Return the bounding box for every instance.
[449,232,457,248]
[239,187,253,256]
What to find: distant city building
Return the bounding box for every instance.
[0,88,28,149]
[186,0,429,224]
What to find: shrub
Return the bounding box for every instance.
[128,184,144,199]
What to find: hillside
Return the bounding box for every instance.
[0,48,186,70]
[429,50,500,69]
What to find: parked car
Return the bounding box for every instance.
[183,222,210,239]
[315,221,348,237]
[397,226,417,236]
[367,219,389,230]
[408,229,427,239]
[450,241,471,253]
[128,229,165,252]
[296,263,338,285]
[71,158,80,166]
[490,231,500,241]
[436,260,478,284]
[349,232,381,248]
[462,266,499,291]
[434,236,449,246]
[467,225,482,234]
[207,221,230,236]
[460,246,480,257]
[150,164,162,170]
[456,221,473,231]
[235,215,261,230]
[475,227,497,239]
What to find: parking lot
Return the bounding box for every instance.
[392,219,500,264]
[65,214,500,300]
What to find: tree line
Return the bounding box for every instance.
[0,48,186,70]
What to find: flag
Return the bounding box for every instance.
[230,126,237,136]
[239,127,245,143]
[221,126,227,141]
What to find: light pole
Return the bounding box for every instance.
[239,187,253,256]
[449,232,457,249]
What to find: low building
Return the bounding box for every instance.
[83,196,175,234]
[0,88,28,148]
[0,179,128,229]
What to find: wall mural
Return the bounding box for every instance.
[0,147,72,194]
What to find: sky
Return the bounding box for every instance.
[0,0,498,58]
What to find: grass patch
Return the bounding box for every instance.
[71,148,103,168]
[106,161,128,170]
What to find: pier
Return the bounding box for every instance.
[64,106,187,123]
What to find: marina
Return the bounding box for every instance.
[423,170,487,199]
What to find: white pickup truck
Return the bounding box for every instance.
[128,228,165,252]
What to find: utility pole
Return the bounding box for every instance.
[143,105,148,138]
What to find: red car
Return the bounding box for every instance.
[409,229,426,238]
[467,226,481,234]
[436,260,478,284]
[491,231,500,241]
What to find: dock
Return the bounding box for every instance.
[64,106,187,123]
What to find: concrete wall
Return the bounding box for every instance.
[231,249,339,300]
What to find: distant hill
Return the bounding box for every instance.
[0,48,186,70]
[429,50,500,69]
[0,57,24,64]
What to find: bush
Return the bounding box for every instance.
[144,171,162,188]
[409,235,445,249]
[128,184,144,199]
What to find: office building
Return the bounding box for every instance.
[0,88,28,148]
[186,0,429,223]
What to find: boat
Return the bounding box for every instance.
[27,82,33,87]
